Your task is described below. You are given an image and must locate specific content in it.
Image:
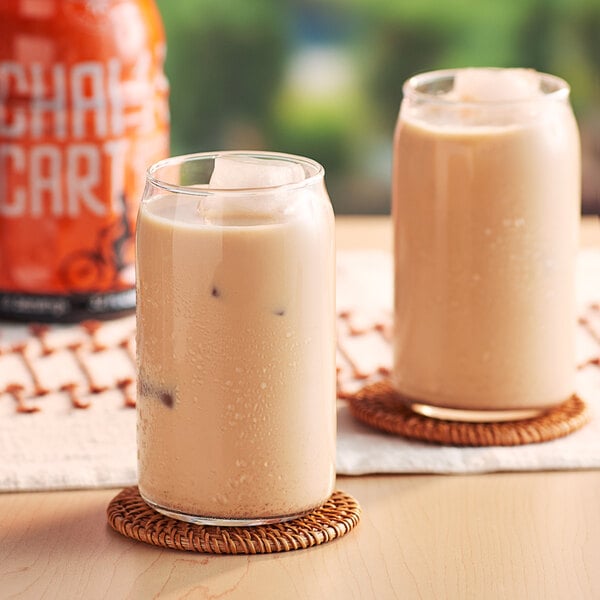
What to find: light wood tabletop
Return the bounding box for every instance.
[1,215,599,600]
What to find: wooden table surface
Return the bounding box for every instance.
[1,215,599,600]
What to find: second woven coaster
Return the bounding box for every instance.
[347,381,590,446]
[107,486,361,554]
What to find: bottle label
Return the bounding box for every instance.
[0,48,169,310]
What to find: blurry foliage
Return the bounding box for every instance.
[157,0,288,151]
[271,92,366,173]
[157,0,600,214]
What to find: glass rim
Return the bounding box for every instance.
[403,68,571,106]
[146,150,325,196]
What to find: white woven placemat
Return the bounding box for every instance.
[0,250,598,491]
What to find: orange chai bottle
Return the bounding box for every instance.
[0,0,169,321]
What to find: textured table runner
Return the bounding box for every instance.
[0,250,599,491]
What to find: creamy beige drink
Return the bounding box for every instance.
[136,153,336,523]
[392,69,580,418]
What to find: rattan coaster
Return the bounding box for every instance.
[348,381,590,446]
[107,486,361,554]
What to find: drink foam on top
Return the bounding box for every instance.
[209,156,306,189]
[448,68,541,102]
[406,68,550,129]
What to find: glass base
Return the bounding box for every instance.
[407,401,546,423]
[140,492,315,527]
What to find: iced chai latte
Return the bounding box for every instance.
[392,69,580,420]
[136,153,336,524]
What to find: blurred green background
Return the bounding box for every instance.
[156,0,600,215]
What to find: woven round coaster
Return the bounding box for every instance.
[347,381,590,447]
[107,486,361,554]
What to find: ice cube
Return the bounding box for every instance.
[451,68,541,102]
[209,155,305,189]
[200,156,307,224]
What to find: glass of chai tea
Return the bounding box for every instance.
[136,151,336,525]
[392,68,581,422]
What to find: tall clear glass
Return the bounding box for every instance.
[392,69,581,422]
[136,151,336,525]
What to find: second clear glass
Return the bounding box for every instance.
[392,69,581,422]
